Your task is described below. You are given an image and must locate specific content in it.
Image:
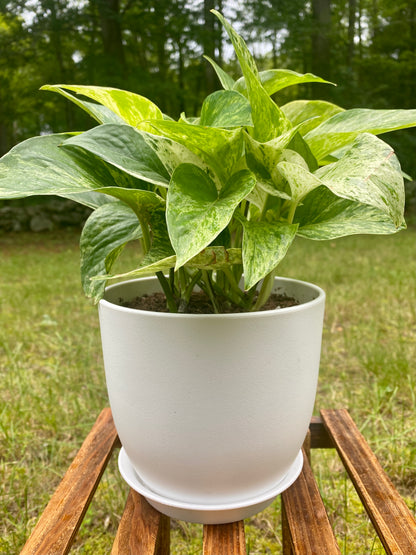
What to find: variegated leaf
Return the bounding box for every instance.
[295,186,404,240]
[200,90,253,128]
[203,55,235,90]
[41,84,163,127]
[244,128,303,198]
[242,220,298,289]
[62,124,171,187]
[316,133,405,227]
[144,119,244,182]
[80,202,142,301]
[41,85,125,124]
[0,134,115,208]
[282,100,344,135]
[234,69,334,96]
[305,108,416,161]
[277,160,322,205]
[94,186,165,223]
[167,164,256,268]
[212,10,291,142]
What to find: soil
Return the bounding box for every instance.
[120,291,299,314]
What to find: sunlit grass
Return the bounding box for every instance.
[1,228,415,554]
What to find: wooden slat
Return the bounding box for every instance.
[112,490,170,555]
[203,521,246,555]
[20,408,120,555]
[281,448,341,555]
[321,408,416,555]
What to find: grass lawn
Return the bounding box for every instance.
[1,228,415,554]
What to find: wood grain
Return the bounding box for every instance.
[203,521,246,555]
[20,408,120,555]
[321,408,416,555]
[112,490,170,555]
[281,448,341,555]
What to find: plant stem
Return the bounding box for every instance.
[156,271,177,313]
[287,201,298,225]
[202,270,219,313]
[252,269,276,311]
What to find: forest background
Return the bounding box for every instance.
[1,0,416,215]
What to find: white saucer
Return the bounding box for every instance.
[118,448,303,524]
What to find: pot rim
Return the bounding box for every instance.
[99,276,325,319]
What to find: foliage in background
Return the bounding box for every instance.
[1,0,416,179]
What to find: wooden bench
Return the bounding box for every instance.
[19,408,416,554]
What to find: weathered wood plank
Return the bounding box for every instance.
[203,521,246,555]
[321,408,416,555]
[281,448,341,555]
[112,490,170,555]
[20,407,120,555]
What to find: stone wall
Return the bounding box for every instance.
[0,199,92,232]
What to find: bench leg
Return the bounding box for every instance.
[112,490,170,555]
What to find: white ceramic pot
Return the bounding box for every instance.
[99,276,325,523]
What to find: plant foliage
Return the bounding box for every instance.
[0,12,415,312]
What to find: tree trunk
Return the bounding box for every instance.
[95,0,126,86]
[311,0,331,80]
[348,0,356,69]
[203,0,217,93]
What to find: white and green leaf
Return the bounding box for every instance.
[305,108,416,162]
[212,10,291,142]
[80,202,142,301]
[277,159,322,205]
[144,119,244,182]
[203,55,235,90]
[41,84,163,127]
[234,69,334,96]
[167,164,256,268]
[0,134,115,208]
[316,133,405,227]
[295,186,405,240]
[282,100,344,135]
[41,85,125,124]
[199,90,253,128]
[241,220,298,289]
[62,124,171,187]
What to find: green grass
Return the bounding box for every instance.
[1,228,415,554]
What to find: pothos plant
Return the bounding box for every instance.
[1,11,415,313]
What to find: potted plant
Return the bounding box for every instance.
[0,11,414,523]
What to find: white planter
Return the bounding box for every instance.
[99,276,325,523]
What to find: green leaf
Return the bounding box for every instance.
[244,128,302,198]
[316,133,405,227]
[282,100,344,135]
[234,69,334,96]
[295,186,405,240]
[242,221,298,289]
[212,10,291,142]
[167,164,256,268]
[144,119,244,182]
[199,90,253,128]
[305,108,416,162]
[277,160,322,205]
[203,55,235,90]
[80,202,142,301]
[94,186,165,222]
[63,125,171,188]
[41,85,125,124]
[0,134,117,208]
[41,84,163,127]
